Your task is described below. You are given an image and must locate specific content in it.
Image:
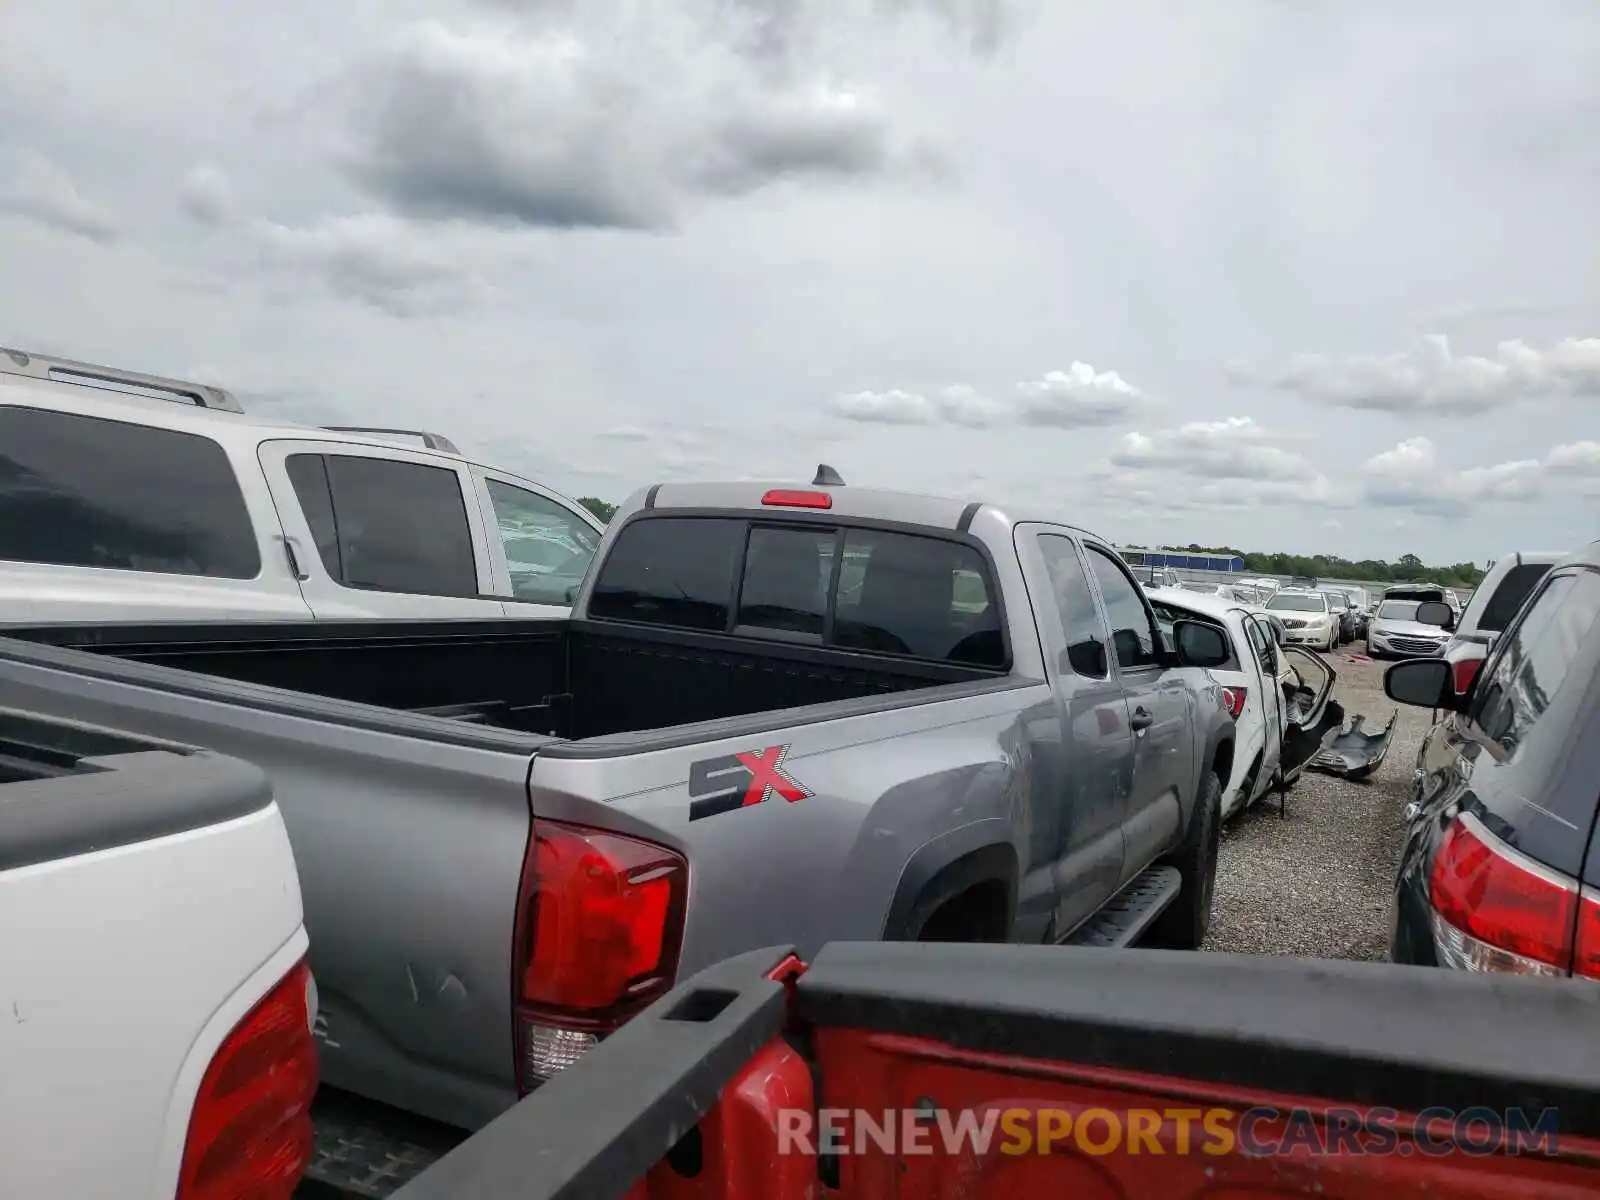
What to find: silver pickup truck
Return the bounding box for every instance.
[0,473,1238,1191]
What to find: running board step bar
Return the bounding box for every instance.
[1062,866,1182,949]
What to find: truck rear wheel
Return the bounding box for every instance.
[1145,770,1222,950]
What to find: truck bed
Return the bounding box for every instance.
[3,616,1007,745]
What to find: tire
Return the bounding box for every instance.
[1146,770,1222,950]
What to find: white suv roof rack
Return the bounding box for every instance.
[321,426,462,455]
[0,346,245,413]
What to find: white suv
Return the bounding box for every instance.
[0,347,606,624]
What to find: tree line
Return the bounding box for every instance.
[1163,544,1485,589]
[576,500,1485,590]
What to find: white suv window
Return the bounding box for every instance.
[0,404,260,578]
[285,453,479,597]
[485,480,601,606]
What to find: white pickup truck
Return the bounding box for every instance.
[0,707,317,1197]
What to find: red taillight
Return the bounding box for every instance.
[1451,657,1483,695]
[1427,814,1577,975]
[761,489,832,509]
[513,819,687,1090]
[1569,891,1600,980]
[1220,686,1247,719]
[177,959,318,1200]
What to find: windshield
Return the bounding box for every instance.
[1376,600,1422,621]
[1267,593,1327,613]
[1320,592,1347,609]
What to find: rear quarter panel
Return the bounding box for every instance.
[533,684,1045,973]
[0,651,536,1130]
[0,804,306,1198]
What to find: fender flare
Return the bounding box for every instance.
[880,819,1018,941]
[1201,719,1236,788]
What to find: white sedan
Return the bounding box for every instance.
[1263,588,1341,652]
[1148,588,1339,820]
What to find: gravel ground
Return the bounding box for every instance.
[1203,648,1429,962]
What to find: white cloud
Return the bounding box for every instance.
[598,425,652,442]
[1360,436,1600,515]
[1228,334,1600,415]
[0,150,117,242]
[1090,416,1334,512]
[341,13,956,233]
[829,388,940,424]
[829,363,1146,428]
[1015,363,1144,428]
[178,165,236,225]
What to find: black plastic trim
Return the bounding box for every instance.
[390,946,796,1200]
[0,709,272,870]
[642,483,662,510]
[881,824,1016,939]
[793,942,1600,1137]
[956,501,982,533]
[540,670,1038,760]
[0,630,555,755]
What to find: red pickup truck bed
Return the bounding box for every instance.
[392,943,1600,1199]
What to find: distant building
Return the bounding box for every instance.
[1115,546,1246,573]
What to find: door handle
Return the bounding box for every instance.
[1130,707,1153,732]
[279,535,310,581]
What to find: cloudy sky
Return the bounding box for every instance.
[1,0,1595,564]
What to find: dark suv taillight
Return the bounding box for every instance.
[512,819,688,1090]
[1427,813,1597,977]
[177,959,319,1200]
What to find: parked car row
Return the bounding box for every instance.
[2,345,1583,1198]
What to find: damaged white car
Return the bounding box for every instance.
[1148,589,1342,819]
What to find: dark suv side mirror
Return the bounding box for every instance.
[1415,601,1455,631]
[1172,619,1229,668]
[1385,658,1463,711]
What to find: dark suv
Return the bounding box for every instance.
[1385,542,1600,977]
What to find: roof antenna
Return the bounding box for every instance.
[812,463,845,487]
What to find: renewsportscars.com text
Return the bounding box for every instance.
[777,1105,1562,1158]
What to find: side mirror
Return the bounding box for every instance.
[1385,659,1461,711]
[1415,601,1454,629]
[1172,619,1230,668]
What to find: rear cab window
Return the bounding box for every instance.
[587,516,1007,668]
[0,404,260,578]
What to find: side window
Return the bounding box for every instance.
[1246,616,1278,674]
[1478,563,1553,633]
[0,404,260,579]
[1038,535,1108,678]
[1472,571,1600,753]
[1084,545,1160,669]
[737,526,837,639]
[831,529,1004,667]
[485,480,603,605]
[285,455,341,579]
[286,453,479,596]
[588,517,744,631]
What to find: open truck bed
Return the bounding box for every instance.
[5,616,992,744]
